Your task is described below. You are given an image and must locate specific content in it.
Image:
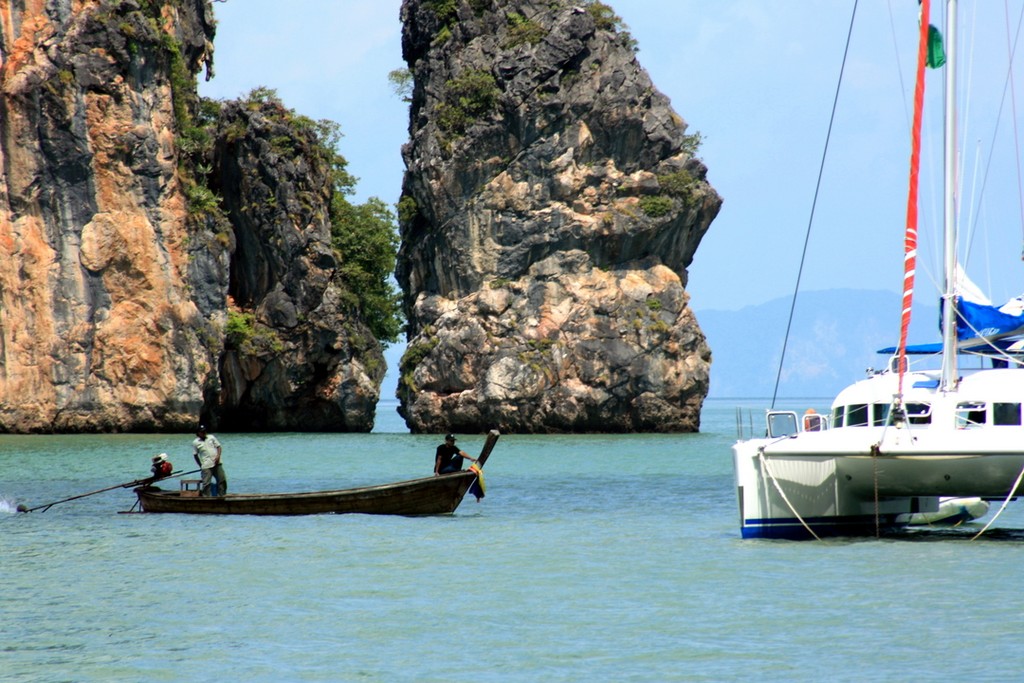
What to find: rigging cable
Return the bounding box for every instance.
[1003,0,1024,258]
[770,0,859,409]
[963,3,1024,265]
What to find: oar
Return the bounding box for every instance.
[16,468,201,513]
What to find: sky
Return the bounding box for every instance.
[198,0,1024,320]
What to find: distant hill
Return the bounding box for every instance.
[695,289,940,398]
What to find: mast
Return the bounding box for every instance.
[940,0,958,391]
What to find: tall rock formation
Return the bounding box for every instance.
[0,0,383,432]
[396,0,721,433]
[207,96,385,431]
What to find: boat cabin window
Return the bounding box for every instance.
[955,401,986,428]
[803,411,824,432]
[906,402,932,425]
[994,402,1022,426]
[872,404,890,426]
[846,404,868,427]
[767,411,799,438]
[832,407,844,428]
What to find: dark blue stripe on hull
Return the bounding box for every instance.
[741,514,905,540]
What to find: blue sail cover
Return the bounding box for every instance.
[955,295,1024,346]
[878,295,1024,355]
[877,267,1024,354]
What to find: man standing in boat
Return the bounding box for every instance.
[434,433,477,475]
[193,425,226,496]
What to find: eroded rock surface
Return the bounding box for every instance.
[396,0,720,432]
[209,99,384,431]
[0,0,382,432]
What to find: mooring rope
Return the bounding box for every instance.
[970,460,1024,540]
[757,446,822,542]
[871,443,881,538]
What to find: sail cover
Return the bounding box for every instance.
[879,266,1024,354]
[955,296,1024,345]
[951,265,1024,345]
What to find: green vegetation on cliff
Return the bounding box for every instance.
[436,68,501,136]
[239,88,404,345]
[225,310,284,355]
[330,196,403,344]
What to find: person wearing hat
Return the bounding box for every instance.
[192,425,226,496]
[150,453,173,480]
[434,433,477,475]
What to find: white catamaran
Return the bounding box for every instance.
[733,0,1024,539]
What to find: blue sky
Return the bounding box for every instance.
[199,1,1024,318]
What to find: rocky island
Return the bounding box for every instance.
[0,0,718,434]
[395,0,720,432]
[0,0,391,432]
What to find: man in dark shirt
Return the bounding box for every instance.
[434,433,477,475]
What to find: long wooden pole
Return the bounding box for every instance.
[17,468,201,513]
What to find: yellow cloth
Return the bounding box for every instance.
[469,463,486,494]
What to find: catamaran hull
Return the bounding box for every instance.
[734,435,1024,539]
[735,444,911,539]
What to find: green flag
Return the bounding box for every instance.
[927,24,946,68]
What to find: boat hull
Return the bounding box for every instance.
[137,471,479,516]
[733,447,909,539]
[733,430,1024,539]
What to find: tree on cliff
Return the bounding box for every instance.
[228,87,404,346]
[314,118,404,345]
[331,195,404,345]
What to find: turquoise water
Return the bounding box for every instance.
[4,399,1024,681]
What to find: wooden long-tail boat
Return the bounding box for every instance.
[134,430,499,516]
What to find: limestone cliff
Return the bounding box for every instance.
[396,0,720,433]
[207,96,385,431]
[0,0,383,432]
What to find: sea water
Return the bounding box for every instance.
[3,398,1024,682]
